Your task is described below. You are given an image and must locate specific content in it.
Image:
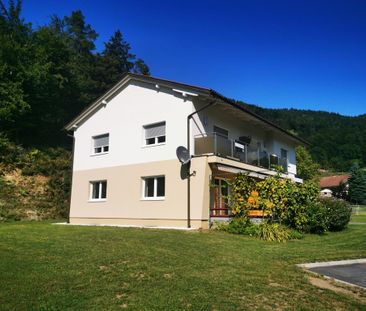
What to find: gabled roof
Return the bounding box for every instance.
[64,73,309,145]
[319,175,349,188]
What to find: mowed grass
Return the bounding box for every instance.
[351,205,366,223]
[0,222,365,310]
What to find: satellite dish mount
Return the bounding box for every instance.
[176,146,195,177]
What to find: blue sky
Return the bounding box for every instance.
[20,0,366,116]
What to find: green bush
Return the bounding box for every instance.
[0,207,22,222]
[257,223,291,242]
[305,201,329,234]
[216,218,259,236]
[320,198,351,231]
[281,181,320,232]
[0,143,71,221]
[0,134,23,170]
[225,217,251,234]
[288,229,304,240]
[216,218,303,242]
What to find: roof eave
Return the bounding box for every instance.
[64,73,211,131]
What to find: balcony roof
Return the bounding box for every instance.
[64,73,309,145]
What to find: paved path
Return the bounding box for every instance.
[309,263,366,289]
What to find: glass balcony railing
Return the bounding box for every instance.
[194,133,288,173]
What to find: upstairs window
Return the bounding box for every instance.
[281,148,288,159]
[93,134,109,154]
[90,180,107,201]
[213,125,229,138]
[144,122,166,146]
[142,176,165,199]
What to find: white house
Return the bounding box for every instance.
[65,73,306,229]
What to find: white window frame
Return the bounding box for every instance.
[141,176,165,200]
[89,180,107,202]
[142,121,166,147]
[91,133,109,155]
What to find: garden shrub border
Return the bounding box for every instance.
[218,173,351,241]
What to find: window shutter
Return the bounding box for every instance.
[213,126,228,138]
[145,122,166,139]
[94,134,109,147]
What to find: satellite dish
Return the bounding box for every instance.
[176,146,191,165]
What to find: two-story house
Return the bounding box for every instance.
[65,73,306,229]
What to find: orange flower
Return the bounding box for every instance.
[247,197,255,204]
[251,191,259,197]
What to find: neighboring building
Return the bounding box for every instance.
[65,73,306,229]
[319,175,349,198]
[320,188,333,198]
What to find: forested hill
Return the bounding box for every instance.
[1,1,364,173]
[238,101,366,171]
[0,1,150,148]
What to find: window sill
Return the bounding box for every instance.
[141,143,166,149]
[90,152,109,157]
[88,199,107,203]
[141,197,165,201]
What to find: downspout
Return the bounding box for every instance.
[186,100,216,228]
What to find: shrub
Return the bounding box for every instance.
[0,207,22,222]
[0,134,23,170]
[216,218,259,236]
[288,229,304,240]
[281,181,319,232]
[216,219,303,241]
[320,198,351,231]
[228,174,256,217]
[0,145,71,221]
[304,201,329,234]
[257,222,291,242]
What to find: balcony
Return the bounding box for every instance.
[194,133,288,173]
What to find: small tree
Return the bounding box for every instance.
[296,146,319,181]
[348,163,366,204]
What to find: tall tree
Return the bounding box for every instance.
[94,30,150,93]
[64,10,97,56]
[348,163,366,204]
[133,58,150,75]
[103,30,134,73]
[63,10,99,106]
[0,0,31,125]
[0,1,150,147]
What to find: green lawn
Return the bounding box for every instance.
[1,222,365,310]
[351,205,366,223]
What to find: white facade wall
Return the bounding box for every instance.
[73,82,194,171]
[73,80,298,176]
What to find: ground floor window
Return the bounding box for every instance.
[142,176,165,199]
[211,178,230,217]
[90,180,107,201]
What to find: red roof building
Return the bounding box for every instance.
[319,175,349,189]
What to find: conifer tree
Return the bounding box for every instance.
[94,30,150,92]
[348,163,366,204]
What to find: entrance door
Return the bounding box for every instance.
[210,178,230,217]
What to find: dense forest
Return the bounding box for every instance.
[0,1,365,220]
[0,0,150,220]
[239,102,366,172]
[0,0,149,148]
